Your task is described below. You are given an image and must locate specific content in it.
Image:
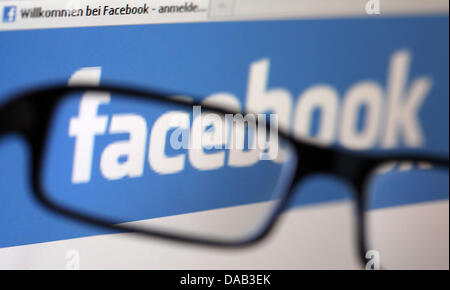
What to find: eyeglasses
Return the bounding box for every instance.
[1,84,448,269]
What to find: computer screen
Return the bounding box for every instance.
[0,0,448,270]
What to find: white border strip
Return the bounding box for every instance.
[0,0,448,31]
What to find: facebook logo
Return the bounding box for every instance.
[3,6,17,23]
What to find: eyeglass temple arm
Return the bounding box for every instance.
[0,92,58,141]
[0,97,32,136]
[294,141,449,186]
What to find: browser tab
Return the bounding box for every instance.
[0,0,210,30]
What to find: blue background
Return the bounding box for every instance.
[0,16,448,248]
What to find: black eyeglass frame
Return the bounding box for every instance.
[0,84,448,267]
